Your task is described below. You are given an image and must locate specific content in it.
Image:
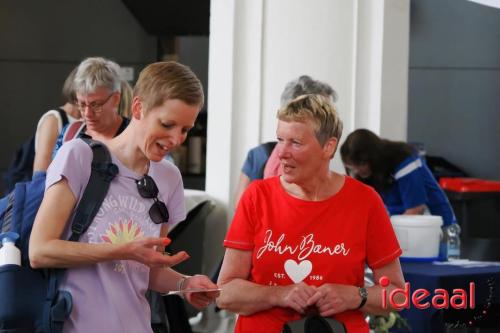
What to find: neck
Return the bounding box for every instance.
[108,127,149,175]
[86,114,122,141]
[282,171,344,201]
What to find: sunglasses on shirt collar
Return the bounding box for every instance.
[135,174,169,224]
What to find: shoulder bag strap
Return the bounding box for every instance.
[55,108,69,128]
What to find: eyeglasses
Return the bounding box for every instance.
[76,92,115,114]
[135,174,170,224]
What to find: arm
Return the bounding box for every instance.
[234,172,251,207]
[29,178,188,269]
[403,204,426,215]
[307,259,405,316]
[149,224,219,309]
[33,115,60,172]
[216,248,317,316]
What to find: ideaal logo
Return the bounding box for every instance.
[379,276,495,328]
[380,276,475,310]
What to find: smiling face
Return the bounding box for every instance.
[134,98,200,162]
[276,119,336,185]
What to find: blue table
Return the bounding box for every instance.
[399,261,500,333]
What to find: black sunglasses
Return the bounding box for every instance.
[135,174,169,224]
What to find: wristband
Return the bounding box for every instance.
[356,287,368,310]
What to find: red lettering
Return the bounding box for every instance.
[469,282,475,309]
[432,289,449,309]
[390,282,410,310]
[382,287,387,309]
[412,289,430,309]
[450,289,467,309]
[379,278,476,310]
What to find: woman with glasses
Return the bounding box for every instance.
[29,61,218,332]
[51,57,130,158]
[216,95,405,333]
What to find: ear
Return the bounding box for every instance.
[131,96,143,120]
[112,92,121,108]
[323,137,338,159]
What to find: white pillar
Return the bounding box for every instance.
[206,0,410,213]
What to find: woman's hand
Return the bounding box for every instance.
[307,283,359,317]
[275,282,318,314]
[182,275,220,309]
[124,237,189,268]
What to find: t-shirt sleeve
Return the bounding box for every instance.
[241,145,268,180]
[46,139,92,200]
[395,158,427,210]
[165,171,186,228]
[223,184,257,250]
[366,191,402,269]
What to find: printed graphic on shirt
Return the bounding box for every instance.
[86,194,160,274]
[256,229,351,284]
[101,219,144,244]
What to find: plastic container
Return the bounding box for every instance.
[440,177,500,239]
[391,215,443,261]
[0,232,21,266]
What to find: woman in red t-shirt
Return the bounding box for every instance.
[216,94,405,333]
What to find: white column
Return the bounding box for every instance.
[353,0,410,140]
[206,0,410,212]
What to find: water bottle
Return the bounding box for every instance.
[445,224,461,260]
[0,231,21,266]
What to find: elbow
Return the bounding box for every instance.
[29,244,49,269]
[29,252,44,269]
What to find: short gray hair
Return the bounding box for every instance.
[73,57,121,95]
[280,75,337,106]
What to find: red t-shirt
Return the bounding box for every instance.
[224,176,402,333]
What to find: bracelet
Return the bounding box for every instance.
[176,275,191,292]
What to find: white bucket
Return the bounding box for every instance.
[390,215,443,259]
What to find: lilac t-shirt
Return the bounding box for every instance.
[46,139,186,333]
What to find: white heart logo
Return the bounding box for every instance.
[284,259,312,283]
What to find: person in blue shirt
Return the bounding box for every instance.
[340,128,457,226]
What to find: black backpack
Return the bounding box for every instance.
[282,315,347,333]
[0,138,118,333]
[2,109,69,194]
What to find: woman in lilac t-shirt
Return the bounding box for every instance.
[29,62,219,333]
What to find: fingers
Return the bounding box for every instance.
[158,251,189,267]
[183,275,220,309]
[142,237,171,249]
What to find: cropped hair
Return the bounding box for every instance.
[133,61,204,114]
[73,57,121,95]
[61,67,77,104]
[280,75,338,106]
[277,94,343,146]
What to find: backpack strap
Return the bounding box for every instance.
[55,108,69,128]
[44,138,118,333]
[63,121,85,143]
[68,138,118,241]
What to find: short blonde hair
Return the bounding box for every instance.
[277,94,343,145]
[134,61,204,113]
